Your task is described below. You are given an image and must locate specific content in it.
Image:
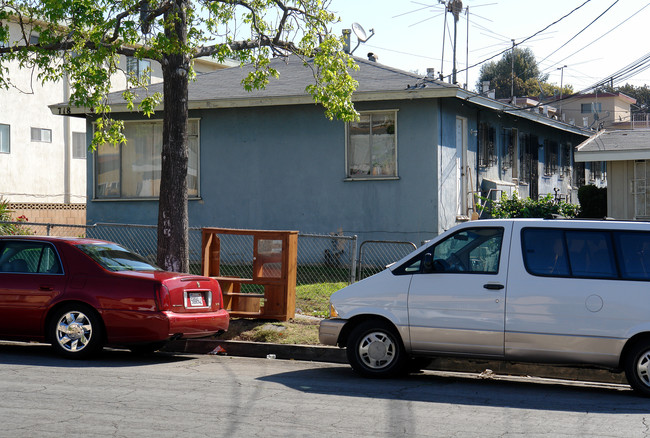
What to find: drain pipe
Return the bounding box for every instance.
[63,73,71,204]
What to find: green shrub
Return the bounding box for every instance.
[0,197,32,235]
[482,192,579,219]
[577,185,607,218]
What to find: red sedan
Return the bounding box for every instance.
[0,235,229,358]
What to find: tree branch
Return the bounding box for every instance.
[104,0,168,43]
[193,37,299,59]
[0,37,140,57]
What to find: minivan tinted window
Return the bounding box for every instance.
[522,228,621,279]
[566,230,617,278]
[614,232,650,280]
[522,229,570,276]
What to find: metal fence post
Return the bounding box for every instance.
[349,235,358,284]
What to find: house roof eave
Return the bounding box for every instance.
[574,149,650,162]
[575,129,650,162]
[457,89,592,137]
[49,87,463,116]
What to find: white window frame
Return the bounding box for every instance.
[31,127,52,143]
[0,124,9,153]
[93,119,201,200]
[345,109,398,181]
[127,56,152,85]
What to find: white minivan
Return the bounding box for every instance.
[319,218,650,396]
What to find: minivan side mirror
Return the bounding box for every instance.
[423,253,434,273]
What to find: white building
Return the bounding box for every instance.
[0,18,231,224]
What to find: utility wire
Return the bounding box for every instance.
[535,0,620,73]
[504,52,650,113]
[455,0,593,76]
[581,52,650,92]
[541,2,650,75]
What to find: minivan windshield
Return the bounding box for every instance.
[76,243,162,272]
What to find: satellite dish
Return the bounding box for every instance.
[352,22,368,42]
[349,23,375,54]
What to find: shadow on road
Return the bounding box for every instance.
[259,365,650,413]
[0,342,194,368]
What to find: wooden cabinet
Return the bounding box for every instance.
[201,228,298,321]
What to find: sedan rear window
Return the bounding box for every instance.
[76,243,161,272]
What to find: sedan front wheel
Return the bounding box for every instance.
[49,304,103,359]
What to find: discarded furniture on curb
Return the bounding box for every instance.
[201,227,298,321]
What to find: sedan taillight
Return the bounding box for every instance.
[155,284,171,311]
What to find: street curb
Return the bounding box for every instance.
[164,339,629,386]
[164,339,348,364]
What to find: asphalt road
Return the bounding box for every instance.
[1,342,649,438]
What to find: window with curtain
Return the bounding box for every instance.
[347,111,397,178]
[95,120,199,199]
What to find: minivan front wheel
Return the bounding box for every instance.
[346,320,405,378]
[624,340,650,396]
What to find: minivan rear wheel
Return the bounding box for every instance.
[346,320,405,378]
[624,340,650,397]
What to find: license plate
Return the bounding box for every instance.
[188,292,205,307]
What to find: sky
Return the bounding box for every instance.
[327,0,650,94]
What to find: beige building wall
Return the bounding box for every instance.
[607,161,634,220]
[7,203,86,226]
[561,93,635,129]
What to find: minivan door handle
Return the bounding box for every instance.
[483,283,504,290]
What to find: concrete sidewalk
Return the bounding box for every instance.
[164,338,629,386]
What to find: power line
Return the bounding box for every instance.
[535,0,620,72]
[455,0,593,76]
[582,52,650,92]
[540,2,650,75]
[363,43,442,62]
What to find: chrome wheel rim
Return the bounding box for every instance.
[358,331,396,370]
[637,350,650,388]
[55,311,93,353]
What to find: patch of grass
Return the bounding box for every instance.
[215,318,321,345]
[296,282,346,317]
[210,281,347,344]
[241,326,285,343]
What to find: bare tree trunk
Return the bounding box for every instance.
[157,0,190,273]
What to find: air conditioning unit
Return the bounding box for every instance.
[481,178,517,201]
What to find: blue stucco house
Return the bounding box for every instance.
[55,56,591,244]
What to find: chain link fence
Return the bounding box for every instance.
[1,220,420,289]
[357,240,418,280]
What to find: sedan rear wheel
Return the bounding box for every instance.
[624,340,650,397]
[49,304,103,359]
[346,320,405,378]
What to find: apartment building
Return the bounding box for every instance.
[0,18,230,224]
